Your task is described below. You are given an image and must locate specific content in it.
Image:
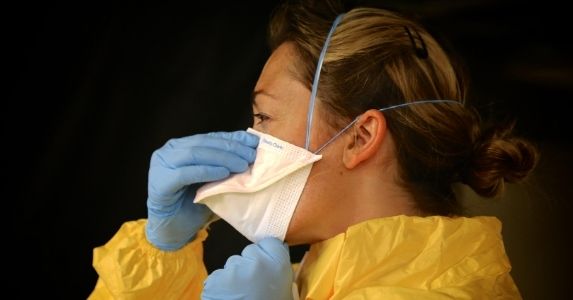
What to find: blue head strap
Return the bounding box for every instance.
[305,14,345,150]
[306,14,462,153]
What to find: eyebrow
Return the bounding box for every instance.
[251,89,277,108]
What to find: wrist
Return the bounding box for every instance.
[145,217,196,251]
[146,196,183,217]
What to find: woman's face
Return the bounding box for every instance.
[252,42,350,244]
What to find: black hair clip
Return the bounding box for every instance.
[404,26,428,59]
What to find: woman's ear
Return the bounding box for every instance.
[342,109,387,169]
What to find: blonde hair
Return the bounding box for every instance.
[269,0,538,215]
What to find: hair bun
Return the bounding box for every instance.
[462,124,539,198]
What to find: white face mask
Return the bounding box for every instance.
[194,128,322,242]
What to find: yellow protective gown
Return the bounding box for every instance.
[90,215,521,299]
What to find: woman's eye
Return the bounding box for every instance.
[253,113,271,124]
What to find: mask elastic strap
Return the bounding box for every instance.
[313,99,462,154]
[305,13,345,150]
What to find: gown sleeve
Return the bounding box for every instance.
[88,219,209,300]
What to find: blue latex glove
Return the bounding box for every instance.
[202,237,294,300]
[145,131,259,251]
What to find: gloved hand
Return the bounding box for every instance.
[145,131,259,251]
[202,237,294,300]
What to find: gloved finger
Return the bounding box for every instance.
[165,135,258,163]
[202,269,225,290]
[223,253,252,269]
[189,147,250,173]
[202,269,244,299]
[176,165,231,186]
[207,130,260,148]
[155,147,250,172]
[242,237,290,264]
[172,130,259,147]
[170,130,259,151]
[147,163,232,197]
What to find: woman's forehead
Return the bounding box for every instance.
[254,43,308,106]
[256,44,298,86]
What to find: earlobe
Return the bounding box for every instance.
[342,110,387,169]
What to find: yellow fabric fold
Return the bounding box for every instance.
[297,215,521,299]
[89,219,208,300]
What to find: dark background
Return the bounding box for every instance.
[7,1,572,298]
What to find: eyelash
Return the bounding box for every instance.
[253,113,271,124]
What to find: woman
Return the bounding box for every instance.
[90,0,538,299]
